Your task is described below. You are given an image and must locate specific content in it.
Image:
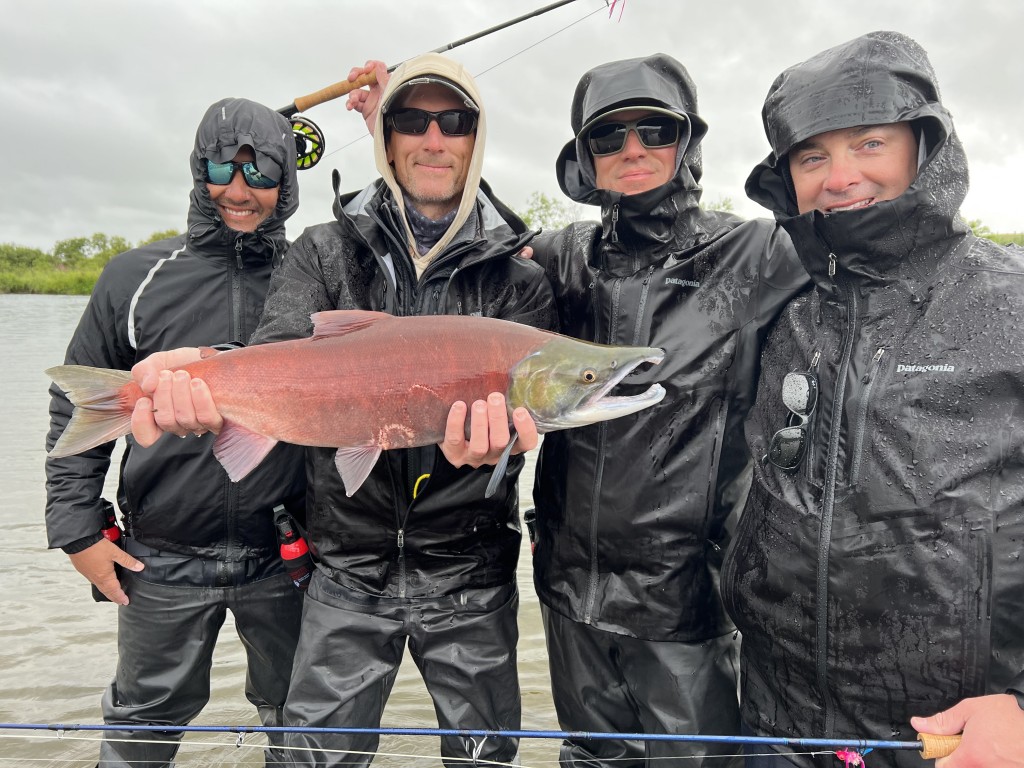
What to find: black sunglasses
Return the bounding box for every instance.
[587,115,682,156]
[387,107,478,137]
[765,371,818,472]
[204,159,279,190]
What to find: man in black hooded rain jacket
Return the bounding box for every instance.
[721,31,1024,768]
[528,54,807,768]
[45,98,307,767]
[130,54,556,768]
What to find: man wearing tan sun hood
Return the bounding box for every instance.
[128,53,555,768]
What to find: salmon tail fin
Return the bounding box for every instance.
[46,365,136,458]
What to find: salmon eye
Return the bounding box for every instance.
[582,369,597,383]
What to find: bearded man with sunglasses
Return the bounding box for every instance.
[721,31,1024,767]
[521,54,808,768]
[44,97,307,767]
[128,54,555,768]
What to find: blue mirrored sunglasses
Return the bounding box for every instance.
[204,159,279,190]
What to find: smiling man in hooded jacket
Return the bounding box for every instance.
[45,97,307,767]
[722,30,1024,768]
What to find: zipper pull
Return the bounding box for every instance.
[234,236,244,270]
[397,528,405,549]
[828,253,836,278]
[810,350,821,369]
[863,348,885,384]
[611,204,620,244]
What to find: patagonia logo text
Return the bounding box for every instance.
[665,277,700,288]
[896,363,955,373]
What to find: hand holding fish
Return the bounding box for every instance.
[346,59,389,137]
[911,693,1024,767]
[441,393,538,469]
[68,539,144,606]
[130,348,221,445]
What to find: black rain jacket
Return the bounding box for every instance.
[45,98,307,561]
[531,54,807,641]
[722,31,1024,764]
[250,170,555,597]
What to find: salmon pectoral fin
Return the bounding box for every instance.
[484,429,518,500]
[212,421,279,482]
[334,446,383,497]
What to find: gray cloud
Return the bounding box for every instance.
[3,0,1022,252]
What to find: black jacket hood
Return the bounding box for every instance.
[186,97,298,264]
[556,53,708,206]
[744,31,969,285]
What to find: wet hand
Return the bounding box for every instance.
[346,59,389,137]
[130,351,224,447]
[67,539,143,606]
[911,693,1024,767]
[440,393,538,468]
[131,347,203,393]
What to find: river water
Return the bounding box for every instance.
[0,294,559,766]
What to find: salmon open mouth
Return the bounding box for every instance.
[575,350,666,423]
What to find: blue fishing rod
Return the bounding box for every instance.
[0,722,961,759]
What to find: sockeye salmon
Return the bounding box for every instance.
[47,310,666,496]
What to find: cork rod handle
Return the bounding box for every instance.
[918,732,962,760]
[293,71,378,113]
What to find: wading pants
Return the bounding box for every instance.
[282,571,521,768]
[98,545,303,768]
[543,605,742,768]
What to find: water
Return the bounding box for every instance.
[0,294,558,766]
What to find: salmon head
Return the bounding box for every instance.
[507,334,666,433]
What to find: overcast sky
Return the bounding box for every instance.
[4,0,1023,252]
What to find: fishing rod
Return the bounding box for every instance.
[279,0,588,169]
[0,722,962,760]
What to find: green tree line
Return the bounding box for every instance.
[3,202,1022,295]
[0,231,180,294]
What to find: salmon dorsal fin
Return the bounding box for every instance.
[310,310,392,341]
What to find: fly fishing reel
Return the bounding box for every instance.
[291,115,325,170]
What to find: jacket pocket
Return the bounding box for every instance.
[826,510,992,710]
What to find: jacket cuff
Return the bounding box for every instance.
[1010,690,1024,712]
[1008,674,1024,711]
[61,532,104,554]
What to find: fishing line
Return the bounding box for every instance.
[322,0,611,160]
[473,1,611,79]
[0,727,832,767]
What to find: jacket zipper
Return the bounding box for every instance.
[393,265,462,596]
[816,254,856,737]
[583,276,622,623]
[582,268,655,623]
[849,348,886,486]
[226,236,246,561]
